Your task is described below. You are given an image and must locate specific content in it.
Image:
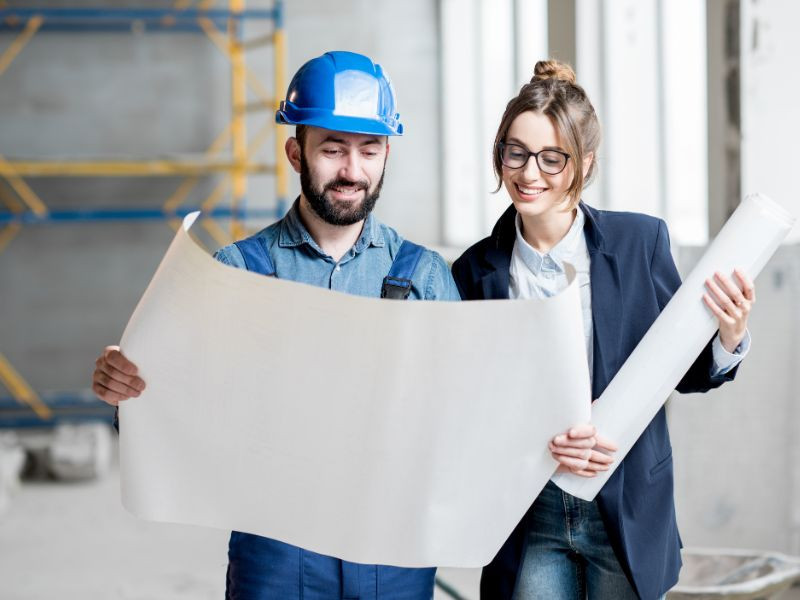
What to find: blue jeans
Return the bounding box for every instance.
[512,481,662,600]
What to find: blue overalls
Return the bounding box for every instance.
[225,235,436,600]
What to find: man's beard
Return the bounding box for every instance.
[300,152,385,226]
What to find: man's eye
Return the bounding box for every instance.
[322,149,342,156]
[362,151,378,158]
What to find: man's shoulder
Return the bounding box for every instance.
[213,220,284,268]
[376,220,459,301]
[378,222,448,269]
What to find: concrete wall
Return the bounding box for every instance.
[0,1,441,393]
[672,244,800,554]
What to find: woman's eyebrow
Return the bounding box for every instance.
[506,138,565,152]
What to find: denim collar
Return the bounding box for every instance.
[513,208,584,275]
[278,197,386,257]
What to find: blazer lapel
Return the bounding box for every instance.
[581,204,624,396]
[478,205,517,300]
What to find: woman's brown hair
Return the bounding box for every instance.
[493,60,601,210]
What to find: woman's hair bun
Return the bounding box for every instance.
[531,60,576,84]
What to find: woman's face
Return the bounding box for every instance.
[501,110,574,221]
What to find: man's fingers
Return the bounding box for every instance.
[95,360,145,393]
[93,368,141,399]
[92,381,128,406]
[104,347,139,376]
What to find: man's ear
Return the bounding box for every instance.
[285,137,302,174]
[385,141,390,160]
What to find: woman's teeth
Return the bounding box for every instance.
[517,184,545,196]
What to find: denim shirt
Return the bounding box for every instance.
[214,199,461,301]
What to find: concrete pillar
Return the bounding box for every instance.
[706,0,741,238]
[740,0,800,243]
[440,0,547,246]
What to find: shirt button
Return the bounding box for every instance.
[335,265,341,271]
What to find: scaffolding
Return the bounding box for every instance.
[0,1,287,426]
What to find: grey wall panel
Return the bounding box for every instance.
[671,245,800,553]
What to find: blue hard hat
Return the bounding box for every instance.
[276,51,404,136]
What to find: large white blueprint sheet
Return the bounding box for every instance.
[118,213,591,568]
[553,193,796,501]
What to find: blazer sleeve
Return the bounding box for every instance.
[451,253,478,301]
[650,219,738,393]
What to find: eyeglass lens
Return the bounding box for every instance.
[500,143,567,174]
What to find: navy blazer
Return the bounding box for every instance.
[451,202,738,600]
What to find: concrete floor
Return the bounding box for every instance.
[0,440,480,600]
[7,441,796,600]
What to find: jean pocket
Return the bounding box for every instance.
[649,449,673,478]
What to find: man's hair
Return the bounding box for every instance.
[295,125,308,151]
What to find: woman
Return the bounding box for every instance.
[451,61,754,600]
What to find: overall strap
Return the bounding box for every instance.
[381,240,424,300]
[233,237,276,277]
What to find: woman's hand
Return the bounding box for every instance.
[549,423,618,478]
[703,268,755,352]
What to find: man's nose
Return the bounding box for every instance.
[339,149,363,181]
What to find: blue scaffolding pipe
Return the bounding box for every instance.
[1,22,231,33]
[0,7,278,21]
[0,7,278,33]
[0,206,281,224]
[0,392,115,429]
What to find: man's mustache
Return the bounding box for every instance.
[323,178,369,193]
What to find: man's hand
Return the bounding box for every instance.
[549,423,618,478]
[92,345,145,406]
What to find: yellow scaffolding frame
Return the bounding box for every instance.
[0,0,287,418]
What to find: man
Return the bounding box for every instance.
[92,51,460,599]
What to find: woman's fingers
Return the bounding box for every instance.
[705,276,742,319]
[594,434,618,453]
[550,426,618,477]
[734,268,756,303]
[703,293,735,325]
[552,434,596,449]
[567,423,596,439]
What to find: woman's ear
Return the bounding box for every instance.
[285,137,302,174]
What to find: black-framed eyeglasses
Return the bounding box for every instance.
[497,142,571,175]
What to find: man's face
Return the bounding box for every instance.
[295,127,388,226]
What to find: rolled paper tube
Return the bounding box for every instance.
[552,193,796,501]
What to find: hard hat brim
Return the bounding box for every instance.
[276,111,403,136]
